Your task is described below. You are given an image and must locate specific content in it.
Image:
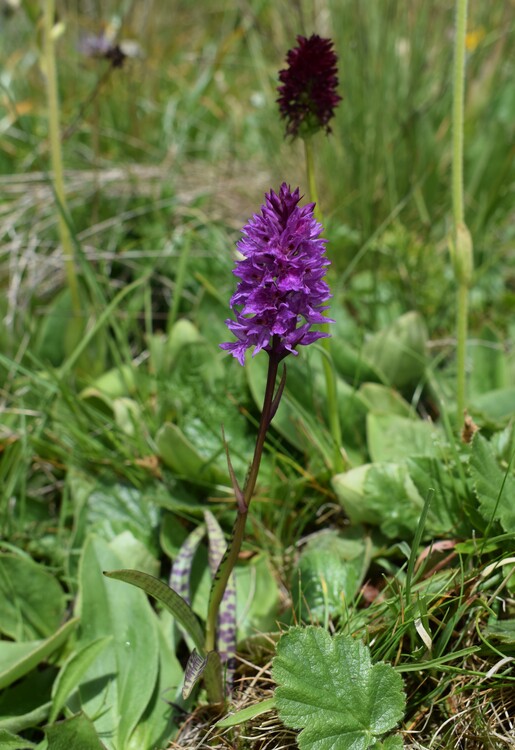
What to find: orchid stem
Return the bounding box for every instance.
[304,138,344,472]
[205,353,281,654]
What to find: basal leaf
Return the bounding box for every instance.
[0,555,66,641]
[50,637,113,723]
[0,729,37,749]
[292,531,366,621]
[0,619,77,691]
[44,713,107,749]
[273,627,405,750]
[73,537,159,750]
[367,413,441,463]
[470,434,515,533]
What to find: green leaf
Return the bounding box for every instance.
[0,619,78,691]
[273,627,406,750]
[292,531,366,621]
[0,729,37,749]
[72,537,159,750]
[359,383,415,418]
[0,555,66,641]
[469,326,507,397]
[471,387,515,426]
[362,312,427,389]
[470,434,515,533]
[125,615,182,750]
[156,422,228,485]
[483,619,515,644]
[50,637,113,723]
[332,463,425,538]
[44,713,107,750]
[216,697,276,728]
[0,670,54,733]
[104,569,205,653]
[367,414,441,462]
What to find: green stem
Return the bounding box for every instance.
[205,353,280,654]
[304,138,344,471]
[304,137,321,223]
[452,0,469,420]
[42,0,81,316]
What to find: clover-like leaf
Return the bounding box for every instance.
[272,627,405,750]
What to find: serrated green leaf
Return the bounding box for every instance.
[104,569,205,653]
[470,434,515,533]
[273,627,405,750]
[0,728,37,749]
[44,713,107,749]
[50,637,113,723]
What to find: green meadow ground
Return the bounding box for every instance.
[1,1,514,748]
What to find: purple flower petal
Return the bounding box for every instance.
[221,184,333,365]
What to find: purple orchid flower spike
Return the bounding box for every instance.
[220,183,333,365]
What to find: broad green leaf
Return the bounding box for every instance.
[0,729,36,749]
[469,326,507,397]
[68,470,160,556]
[470,434,515,533]
[0,619,78,691]
[234,555,280,641]
[125,615,182,750]
[156,422,229,485]
[483,619,515,644]
[359,383,415,417]
[50,637,113,723]
[471,387,515,426]
[0,670,54,733]
[71,537,159,750]
[362,312,427,389]
[367,413,441,462]
[216,697,276,728]
[273,627,406,750]
[104,569,205,653]
[332,463,425,538]
[292,531,366,621]
[44,713,107,750]
[407,457,472,537]
[0,555,66,641]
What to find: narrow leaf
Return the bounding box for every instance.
[182,650,208,699]
[0,728,37,749]
[104,569,205,653]
[0,619,78,691]
[49,636,112,723]
[216,698,276,728]
[170,524,206,603]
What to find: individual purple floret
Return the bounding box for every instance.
[277,34,341,138]
[221,183,333,365]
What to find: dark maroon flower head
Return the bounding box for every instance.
[277,34,341,139]
[221,183,333,365]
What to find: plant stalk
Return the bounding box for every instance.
[452,0,469,420]
[304,138,344,471]
[42,0,81,316]
[205,353,280,655]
